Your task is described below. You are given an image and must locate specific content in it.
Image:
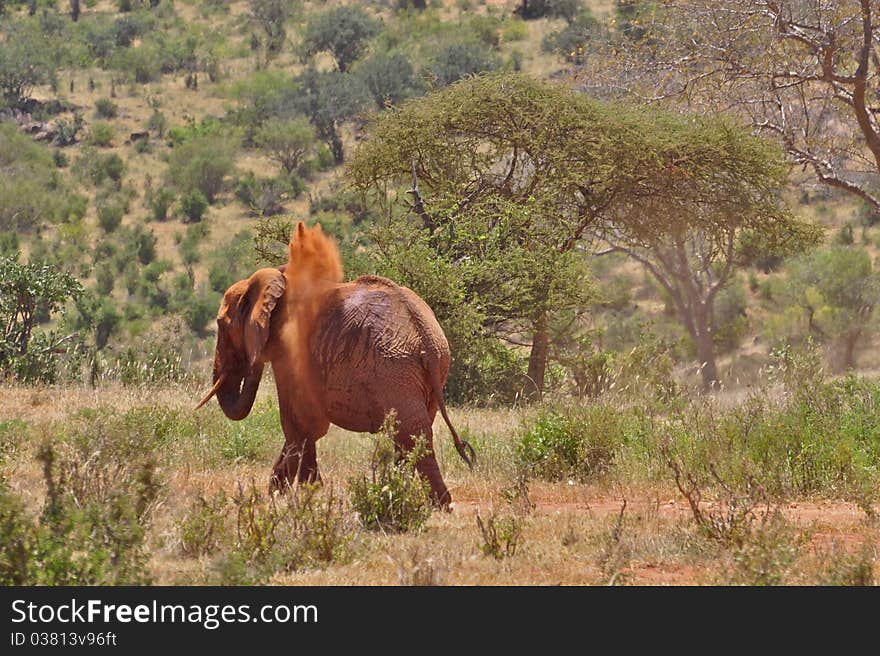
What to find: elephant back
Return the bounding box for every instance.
[311,276,451,389]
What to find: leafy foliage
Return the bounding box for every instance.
[349,413,433,533]
[0,255,83,383]
[300,5,381,73]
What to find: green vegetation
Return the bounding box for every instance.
[1,0,879,587]
[349,414,433,533]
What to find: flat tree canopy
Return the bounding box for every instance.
[349,73,815,393]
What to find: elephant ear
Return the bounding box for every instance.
[242,269,286,369]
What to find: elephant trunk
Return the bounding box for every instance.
[195,327,263,420]
[215,366,263,420]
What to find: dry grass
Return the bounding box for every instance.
[2,381,877,585]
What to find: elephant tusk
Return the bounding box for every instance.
[194,374,226,411]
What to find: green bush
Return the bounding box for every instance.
[541,12,598,64]
[167,135,235,203]
[426,41,500,87]
[234,172,290,216]
[355,50,422,109]
[88,121,116,147]
[178,491,229,557]
[94,98,118,119]
[300,5,381,72]
[517,405,643,482]
[0,433,161,585]
[211,481,354,584]
[0,255,84,384]
[97,202,124,232]
[179,189,209,223]
[349,413,433,533]
[77,150,126,187]
[105,321,191,385]
[0,124,80,231]
[149,188,175,221]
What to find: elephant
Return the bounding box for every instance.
[196,222,473,506]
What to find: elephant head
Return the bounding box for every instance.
[195,268,286,420]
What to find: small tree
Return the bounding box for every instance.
[300,5,381,73]
[288,68,369,164]
[356,51,423,110]
[349,74,626,398]
[584,0,880,214]
[179,189,209,223]
[783,246,880,372]
[167,135,236,204]
[248,0,297,63]
[0,25,55,108]
[254,117,316,174]
[0,255,83,382]
[426,41,500,88]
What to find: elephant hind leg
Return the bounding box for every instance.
[395,419,451,508]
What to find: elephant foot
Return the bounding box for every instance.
[268,473,290,495]
[431,488,452,511]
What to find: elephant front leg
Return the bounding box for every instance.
[269,439,321,493]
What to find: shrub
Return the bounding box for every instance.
[212,480,354,583]
[0,255,83,384]
[149,188,175,221]
[426,41,500,87]
[355,50,422,109]
[88,121,116,147]
[254,117,315,174]
[517,405,640,482]
[167,135,235,203]
[104,317,192,385]
[349,413,433,532]
[77,151,126,187]
[541,12,598,64]
[0,124,80,231]
[0,431,161,585]
[234,172,290,216]
[97,202,124,232]
[475,510,524,560]
[179,189,209,223]
[0,24,54,107]
[178,491,229,557]
[94,98,118,119]
[95,266,115,296]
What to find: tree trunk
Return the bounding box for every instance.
[688,303,717,392]
[329,130,344,164]
[526,313,549,401]
[839,330,860,372]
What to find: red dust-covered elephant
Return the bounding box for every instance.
[196,222,473,506]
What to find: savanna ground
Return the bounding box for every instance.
[2,351,878,586]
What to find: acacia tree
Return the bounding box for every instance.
[349,74,647,397]
[249,0,297,64]
[581,0,880,211]
[287,68,369,164]
[350,73,816,394]
[254,116,316,174]
[591,114,819,389]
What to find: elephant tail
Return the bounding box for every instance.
[437,396,475,470]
